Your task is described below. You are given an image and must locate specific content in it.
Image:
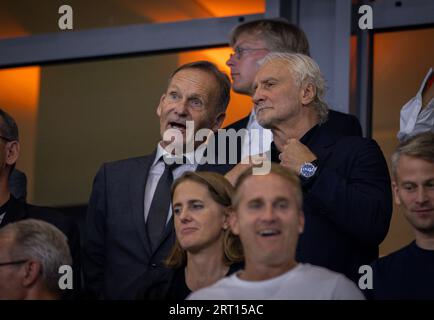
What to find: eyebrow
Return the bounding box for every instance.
[401,178,434,184]
[274,196,290,203]
[247,196,289,202]
[188,199,203,204]
[400,181,416,185]
[254,77,278,89]
[187,94,204,101]
[247,197,263,203]
[260,77,279,83]
[173,199,203,206]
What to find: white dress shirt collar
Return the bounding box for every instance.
[240,109,273,158]
[0,212,5,224]
[154,142,198,166]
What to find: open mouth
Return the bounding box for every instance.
[168,121,187,132]
[257,229,281,237]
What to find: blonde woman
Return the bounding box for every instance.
[142,171,243,300]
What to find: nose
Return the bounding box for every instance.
[173,100,189,117]
[260,204,277,223]
[415,187,429,204]
[226,53,236,67]
[178,208,192,223]
[252,87,264,106]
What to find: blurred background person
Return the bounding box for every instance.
[0,108,81,298]
[0,219,72,300]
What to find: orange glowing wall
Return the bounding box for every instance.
[124,0,264,23]
[0,8,29,40]
[0,67,40,201]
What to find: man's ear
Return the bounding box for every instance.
[300,83,316,106]
[228,207,240,235]
[156,94,166,117]
[212,112,226,132]
[222,208,230,230]
[21,260,42,288]
[392,180,402,206]
[5,141,20,166]
[298,210,305,234]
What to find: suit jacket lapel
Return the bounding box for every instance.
[128,151,157,257]
[308,125,339,169]
[152,215,175,255]
[234,115,250,130]
[145,144,233,257]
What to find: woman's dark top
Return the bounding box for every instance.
[142,262,244,300]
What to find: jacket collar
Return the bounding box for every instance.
[128,151,157,257]
[0,196,27,228]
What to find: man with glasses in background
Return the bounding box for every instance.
[0,219,72,300]
[0,108,81,299]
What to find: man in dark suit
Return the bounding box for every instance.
[225,19,362,158]
[231,52,392,281]
[84,61,233,299]
[0,108,81,299]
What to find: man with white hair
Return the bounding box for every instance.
[0,219,72,300]
[230,52,393,282]
[225,19,362,158]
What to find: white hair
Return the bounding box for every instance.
[259,52,329,123]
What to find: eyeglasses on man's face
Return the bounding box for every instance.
[0,259,28,267]
[230,47,268,60]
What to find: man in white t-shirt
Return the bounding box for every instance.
[188,163,364,300]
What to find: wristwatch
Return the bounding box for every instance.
[299,160,318,179]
